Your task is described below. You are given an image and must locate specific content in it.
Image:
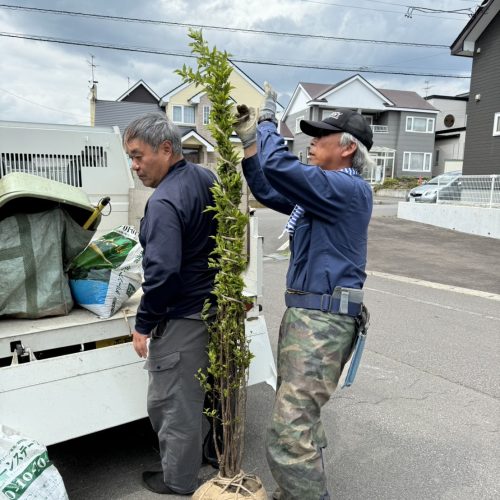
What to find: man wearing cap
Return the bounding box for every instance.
[233,85,374,500]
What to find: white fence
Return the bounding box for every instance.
[371,125,389,134]
[438,174,500,208]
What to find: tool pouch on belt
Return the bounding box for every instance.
[332,286,363,316]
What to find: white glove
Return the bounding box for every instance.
[234,104,257,149]
[258,81,278,124]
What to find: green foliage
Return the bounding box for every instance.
[373,176,427,192]
[176,29,252,479]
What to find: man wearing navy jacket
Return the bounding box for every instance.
[124,113,217,496]
[234,88,374,500]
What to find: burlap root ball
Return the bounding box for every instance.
[192,471,267,500]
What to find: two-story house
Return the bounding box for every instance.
[93,63,282,169]
[160,64,274,167]
[451,0,500,175]
[425,93,468,175]
[158,62,282,168]
[281,74,438,182]
[92,64,281,222]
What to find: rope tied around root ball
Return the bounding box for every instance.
[197,471,264,499]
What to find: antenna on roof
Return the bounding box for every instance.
[87,54,98,87]
[423,80,432,98]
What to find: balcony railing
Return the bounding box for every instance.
[370,125,389,133]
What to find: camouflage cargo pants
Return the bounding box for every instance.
[266,307,357,500]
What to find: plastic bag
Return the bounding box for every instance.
[0,425,68,500]
[0,208,94,318]
[69,225,143,318]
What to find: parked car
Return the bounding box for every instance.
[407,171,462,203]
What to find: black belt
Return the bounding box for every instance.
[285,289,363,317]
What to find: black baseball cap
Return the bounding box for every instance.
[300,109,373,150]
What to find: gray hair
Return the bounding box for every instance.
[339,132,376,175]
[123,112,182,155]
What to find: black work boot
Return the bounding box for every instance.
[141,471,194,496]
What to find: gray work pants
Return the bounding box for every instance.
[145,318,209,494]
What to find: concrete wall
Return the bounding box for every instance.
[397,202,500,239]
[376,189,409,199]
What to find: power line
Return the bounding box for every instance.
[0,3,451,49]
[362,0,475,6]
[351,0,475,12]
[0,31,471,79]
[299,0,471,20]
[404,5,473,18]
[0,86,89,119]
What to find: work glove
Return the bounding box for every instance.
[258,81,278,124]
[234,104,257,149]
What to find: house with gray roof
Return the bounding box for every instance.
[281,74,439,182]
[451,0,500,175]
[92,80,163,133]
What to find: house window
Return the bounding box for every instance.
[184,106,195,124]
[203,105,210,125]
[362,115,373,125]
[172,105,195,124]
[403,152,432,172]
[173,106,182,123]
[406,116,434,133]
[493,112,500,136]
[295,116,304,133]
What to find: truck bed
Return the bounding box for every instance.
[0,293,140,359]
[0,292,275,446]
[0,294,145,445]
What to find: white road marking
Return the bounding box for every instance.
[364,286,500,321]
[367,270,500,302]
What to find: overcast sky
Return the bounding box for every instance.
[0,0,476,125]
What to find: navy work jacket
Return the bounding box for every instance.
[135,159,217,335]
[242,121,372,295]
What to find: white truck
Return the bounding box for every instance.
[0,120,275,446]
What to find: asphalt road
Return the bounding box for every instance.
[50,205,500,499]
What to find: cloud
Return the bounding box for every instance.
[0,0,473,124]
